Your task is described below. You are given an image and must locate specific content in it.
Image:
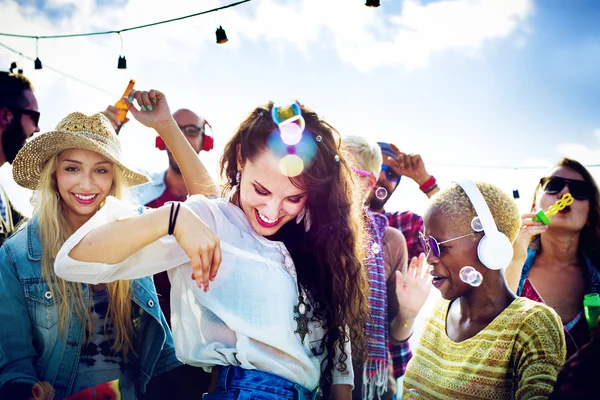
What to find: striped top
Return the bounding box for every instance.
[403,297,566,400]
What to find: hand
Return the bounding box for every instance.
[513,213,548,262]
[386,143,431,185]
[101,105,129,132]
[172,205,222,291]
[30,381,55,400]
[125,89,174,132]
[395,253,432,320]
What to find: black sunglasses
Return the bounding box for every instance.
[9,107,40,127]
[381,164,401,183]
[540,176,593,201]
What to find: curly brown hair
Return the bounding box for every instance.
[220,102,370,396]
[531,157,600,270]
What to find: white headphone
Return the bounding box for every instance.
[454,180,514,270]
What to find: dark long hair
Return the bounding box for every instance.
[220,102,370,396]
[532,157,600,270]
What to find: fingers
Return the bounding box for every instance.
[148,89,163,105]
[389,143,402,158]
[189,238,221,292]
[190,254,205,290]
[209,239,222,282]
[519,224,548,238]
[405,253,428,280]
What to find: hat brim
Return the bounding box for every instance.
[13,130,150,190]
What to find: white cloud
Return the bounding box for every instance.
[226,0,534,71]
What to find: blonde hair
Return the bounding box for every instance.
[35,153,135,358]
[429,182,521,242]
[341,135,383,178]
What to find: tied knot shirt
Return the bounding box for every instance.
[55,195,353,390]
[403,297,566,400]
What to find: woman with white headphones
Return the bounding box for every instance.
[402,180,566,399]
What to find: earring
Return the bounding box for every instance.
[235,170,242,185]
[296,206,311,232]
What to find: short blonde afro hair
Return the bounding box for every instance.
[429,182,521,243]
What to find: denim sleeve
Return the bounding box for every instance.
[0,246,39,394]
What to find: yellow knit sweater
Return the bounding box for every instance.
[403,297,566,400]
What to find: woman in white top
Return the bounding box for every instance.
[55,89,370,399]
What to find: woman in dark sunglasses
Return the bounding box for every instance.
[506,157,600,359]
[402,181,565,399]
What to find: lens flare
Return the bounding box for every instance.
[279,155,304,177]
[280,122,303,146]
[272,102,301,125]
[375,187,388,200]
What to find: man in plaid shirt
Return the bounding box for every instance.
[369,142,440,378]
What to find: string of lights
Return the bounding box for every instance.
[0,42,119,97]
[0,0,252,70]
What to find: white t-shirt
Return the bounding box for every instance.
[55,195,353,390]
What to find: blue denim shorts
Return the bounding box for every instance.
[202,365,320,400]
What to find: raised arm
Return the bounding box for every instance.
[505,213,547,293]
[55,197,221,289]
[387,143,440,199]
[125,89,219,197]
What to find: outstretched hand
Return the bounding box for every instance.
[125,89,174,131]
[395,253,432,320]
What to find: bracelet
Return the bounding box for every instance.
[419,175,436,193]
[424,183,439,194]
[168,202,181,235]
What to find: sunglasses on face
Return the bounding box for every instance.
[540,176,592,201]
[381,164,401,183]
[10,107,40,127]
[419,231,476,258]
[179,124,205,137]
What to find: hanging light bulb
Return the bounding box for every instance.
[365,0,380,7]
[216,25,228,44]
[34,37,43,70]
[117,32,127,69]
[118,55,127,69]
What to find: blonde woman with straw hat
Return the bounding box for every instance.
[0,112,181,400]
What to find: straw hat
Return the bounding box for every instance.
[13,112,149,190]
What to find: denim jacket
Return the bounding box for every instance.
[0,216,182,399]
[130,170,167,206]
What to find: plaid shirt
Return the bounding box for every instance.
[384,210,425,378]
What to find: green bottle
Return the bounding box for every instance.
[583,293,600,331]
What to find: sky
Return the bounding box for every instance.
[1,0,600,218]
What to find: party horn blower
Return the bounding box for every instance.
[532,193,574,225]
